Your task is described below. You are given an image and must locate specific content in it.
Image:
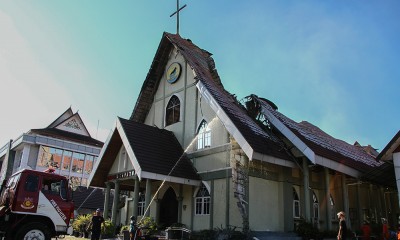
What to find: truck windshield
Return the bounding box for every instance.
[42,178,67,200]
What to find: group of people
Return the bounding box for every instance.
[336,211,399,240]
[86,208,400,240]
[86,209,140,240]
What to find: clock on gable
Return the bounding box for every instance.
[166,62,181,84]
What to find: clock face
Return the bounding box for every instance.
[166,62,181,84]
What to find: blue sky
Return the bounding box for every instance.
[0,1,399,152]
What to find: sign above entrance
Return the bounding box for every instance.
[166,62,181,84]
[107,170,135,181]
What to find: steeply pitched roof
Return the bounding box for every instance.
[254,96,381,172]
[130,32,291,163]
[73,187,113,211]
[118,118,200,181]
[29,128,103,147]
[377,130,400,161]
[29,108,102,148]
[89,118,200,188]
[47,107,74,128]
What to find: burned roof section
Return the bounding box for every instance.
[249,94,381,172]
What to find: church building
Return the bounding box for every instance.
[88,32,398,234]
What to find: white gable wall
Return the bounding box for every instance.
[146,48,229,155]
[56,115,90,136]
[48,108,73,128]
[109,145,133,175]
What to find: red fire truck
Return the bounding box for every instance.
[0,169,74,240]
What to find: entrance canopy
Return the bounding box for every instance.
[88,117,201,189]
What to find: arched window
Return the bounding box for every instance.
[138,193,145,216]
[293,187,300,218]
[197,120,211,149]
[312,191,319,220]
[166,95,180,126]
[195,184,210,215]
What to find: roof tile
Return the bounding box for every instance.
[118,118,200,180]
[256,96,381,172]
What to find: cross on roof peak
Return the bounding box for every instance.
[170,0,187,35]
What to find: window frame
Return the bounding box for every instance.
[293,187,301,219]
[165,95,181,126]
[138,194,145,216]
[312,191,319,220]
[195,184,211,215]
[197,120,211,150]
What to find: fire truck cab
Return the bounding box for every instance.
[0,169,74,240]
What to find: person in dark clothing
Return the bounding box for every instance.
[129,216,136,240]
[361,220,371,240]
[337,211,347,240]
[87,208,105,240]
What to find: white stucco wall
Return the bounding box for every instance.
[249,176,281,231]
[109,146,133,175]
[194,152,228,172]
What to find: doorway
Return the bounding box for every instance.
[159,187,178,228]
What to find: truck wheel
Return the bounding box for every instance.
[15,222,51,240]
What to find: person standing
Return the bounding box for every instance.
[87,208,105,240]
[129,216,136,240]
[361,220,371,240]
[382,218,390,240]
[337,211,347,240]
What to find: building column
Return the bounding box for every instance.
[112,180,120,225]
[155,199,160,223]
[382,187,388,220]
[0,140,15,183]
[243,156,250,234]
[19,144,31,170]
[104,182,111,219]
[279,167,293,232]
[225,176,230,229]
[210,180,214,229]
[325,168,332,230]
[190,186,195,230]
[133,176,140,218]
[356,184,363,227]
[369,184,377,223]
[177,185,183,223]
[393,152,400,207]
[302,158,311,221]
[144,179,152,217]
[341,174,351,227]
[177,196,183,223]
